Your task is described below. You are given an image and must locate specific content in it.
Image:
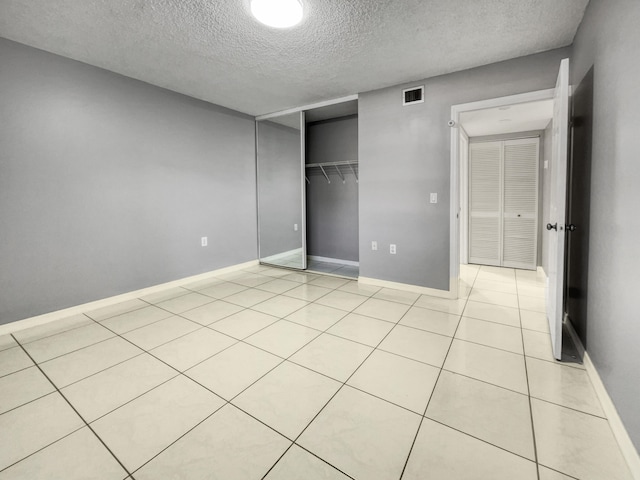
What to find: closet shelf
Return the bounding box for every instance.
[305,160,358,168]
[305,160,358,184]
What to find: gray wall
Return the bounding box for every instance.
[541,120,553,275]
[306,116,359,262]
[257,118,304,259]
[0,38,257,325]
[570,0,640,450]
[358,47,571,288]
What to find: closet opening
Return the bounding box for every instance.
[304,100,359,278]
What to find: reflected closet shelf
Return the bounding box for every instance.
[305,160,358,184]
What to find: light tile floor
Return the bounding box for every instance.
[0,264,633,479]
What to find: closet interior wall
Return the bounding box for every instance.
[305,114,359,266]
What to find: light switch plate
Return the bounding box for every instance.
[430,193,438,204]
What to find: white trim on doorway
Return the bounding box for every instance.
[449,88,555,296]
[459,126,470,265]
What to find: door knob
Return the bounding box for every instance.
[566,224,577,232]
[546,223,557,231]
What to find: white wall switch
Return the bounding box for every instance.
[294,224,298,231]
[201,237,208,247]
[390,244,396,254]
[372,241,378,251]
[544,160,549,169]
[430,193,438,204]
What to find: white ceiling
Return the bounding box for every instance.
[460,100,553,137]
[0,0,589,116]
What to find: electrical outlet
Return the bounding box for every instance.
[390,244,396,254]
[372,241,378,251]
[294,224,298,231]
[430,193,438,204]
[201,237,208,247]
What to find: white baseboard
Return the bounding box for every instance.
[260,248,302,263]
[584,352,640,479]
[564,319,640,478]
[0,259,259,337]
[563,314,586,359]
[307,255,359,267]
[358,276,456,299]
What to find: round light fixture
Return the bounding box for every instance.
[250,0,303,28]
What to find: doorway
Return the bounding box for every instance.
[450,61,572,360]
[457,98,554,271]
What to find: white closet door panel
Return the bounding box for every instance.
[503,217,537,268]
[469,215,501,266]
[469,142,502,265]
[503,139,539,214]
[502,138,539,270]
[469,142,502,212]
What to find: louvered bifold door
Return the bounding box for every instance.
[502,138,539,269]
[468,142,502,266]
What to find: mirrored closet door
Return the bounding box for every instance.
[256,112,306,270]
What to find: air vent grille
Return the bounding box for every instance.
[403,86,424,105]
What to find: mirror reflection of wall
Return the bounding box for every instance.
[256,112,305,269]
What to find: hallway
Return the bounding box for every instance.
[0,264,632,479]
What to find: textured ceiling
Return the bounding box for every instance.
[0,0,588,116]
[460,100,553,137]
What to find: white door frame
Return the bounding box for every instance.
[450,88,555,295]
[459,127,470,265]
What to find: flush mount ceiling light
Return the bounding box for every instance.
[250,0,303,28]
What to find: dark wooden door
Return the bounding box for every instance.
[565,67,594,348]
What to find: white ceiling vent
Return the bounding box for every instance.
[403,86,424,106]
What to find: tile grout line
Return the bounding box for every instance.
[9,334,136,480]
[0,403,86,475]
[137,267,594,478]
[422,415,540,466]
[72,271,348,476]
[260,279,430,480]
[397,269,475,480]
[11,312,96,346]
[515,273,542,480]
[4,266,567,478]
[126,274,365,477]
